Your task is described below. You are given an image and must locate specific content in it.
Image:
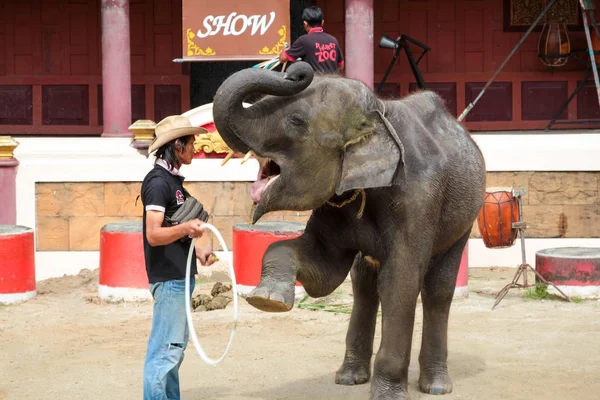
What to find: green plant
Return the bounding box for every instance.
[525,284,576,302]
[525,284,550,299]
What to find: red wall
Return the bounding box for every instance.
[317,0,600,131]
[0,0,189,135]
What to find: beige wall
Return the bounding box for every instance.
[35,171,600,251]
[471,172,600,239]
[35,182,310,252]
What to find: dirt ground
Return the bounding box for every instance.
[1,268,599,400]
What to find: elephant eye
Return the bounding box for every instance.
[288,115,306,127]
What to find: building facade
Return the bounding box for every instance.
[1,0,600,280]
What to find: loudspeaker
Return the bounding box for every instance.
[379,35,398,50]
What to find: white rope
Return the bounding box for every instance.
[184,223,238,365]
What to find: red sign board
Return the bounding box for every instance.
[182,0,291,61]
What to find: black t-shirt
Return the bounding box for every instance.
[141,164,197,284]
[284,27,344,74]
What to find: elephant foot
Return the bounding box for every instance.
[369,387,410,400]
[370,376,410,400]
[335,361,371,385]
[246,280,295,313]
[418,370,453,395]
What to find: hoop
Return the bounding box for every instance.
[185,223,239,365]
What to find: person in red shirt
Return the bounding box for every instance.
[279,6,344,74]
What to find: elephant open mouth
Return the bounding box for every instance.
[250,158,281,204]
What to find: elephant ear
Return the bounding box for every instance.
[336,110,405,196]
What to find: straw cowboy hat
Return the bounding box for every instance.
[148,115,208,153]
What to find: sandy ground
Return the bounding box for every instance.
[1,268,600,400]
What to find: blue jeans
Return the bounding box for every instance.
[143,279,195,400]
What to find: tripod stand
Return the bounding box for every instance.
[376,34,430,95]
[492,193,571,310]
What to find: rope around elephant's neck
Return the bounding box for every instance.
[326,189,366,219]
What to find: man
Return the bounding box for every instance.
[141,115,216,400]
[279,6,344,74]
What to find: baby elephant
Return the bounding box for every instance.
[213,61,486,399]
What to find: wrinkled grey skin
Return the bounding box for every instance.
[213,62,486,400]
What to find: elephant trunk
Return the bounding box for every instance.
[213,62,314,154]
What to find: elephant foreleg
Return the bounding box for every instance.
[336,254,379,386]
[418,230,470,395]
[247,233,356,313]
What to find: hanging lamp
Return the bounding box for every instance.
[538,21,571,67]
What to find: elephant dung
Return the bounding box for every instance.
[206,295,232,311]
[211,282,232,297]
[192,294,212,310]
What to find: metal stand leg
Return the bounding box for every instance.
[579,0,600,112]
[545,67,595,131]
[403,43,427,90]
[492,195,571,310]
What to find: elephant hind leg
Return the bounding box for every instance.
[418,229,471,395]
[336,254,379,386]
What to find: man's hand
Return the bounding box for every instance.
[197,248,217,267]
[279,51,289,64]
[146,211,203,247]
[181,218,204,239]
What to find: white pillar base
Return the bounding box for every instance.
[0,290,36,305]
[548,285,600,299]
[454,286,469,299]
[98,284,152,302]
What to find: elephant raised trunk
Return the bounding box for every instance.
[212,62,315,155]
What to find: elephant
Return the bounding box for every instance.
[212,62,486,400]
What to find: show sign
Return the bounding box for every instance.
[182,0,290,61]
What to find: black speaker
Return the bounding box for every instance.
[379,35,398,50]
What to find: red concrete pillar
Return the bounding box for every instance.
[345,0,374,90]
[101,0,132,137]
[98,222,150,302]
[233,222,306,299]
[0,137,19,225]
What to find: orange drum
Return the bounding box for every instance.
[477,187,520,248]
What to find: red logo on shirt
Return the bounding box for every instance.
[175,190,184,205]
[315,42,337,63]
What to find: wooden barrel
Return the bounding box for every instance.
[233,222,305,298]
[477,187,520,249]
[0,225,36,304]
[98,222,150,302]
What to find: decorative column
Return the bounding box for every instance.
[0,136,19,225]
[345,0,374,90]
[101,0,132,137]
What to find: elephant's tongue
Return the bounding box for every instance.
[250,175,278,203]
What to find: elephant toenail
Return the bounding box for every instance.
[269,292,285,303]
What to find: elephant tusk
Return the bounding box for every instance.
[240,151,254,165]
[220,150,235,166]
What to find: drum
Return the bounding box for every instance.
[477,187,520,249]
